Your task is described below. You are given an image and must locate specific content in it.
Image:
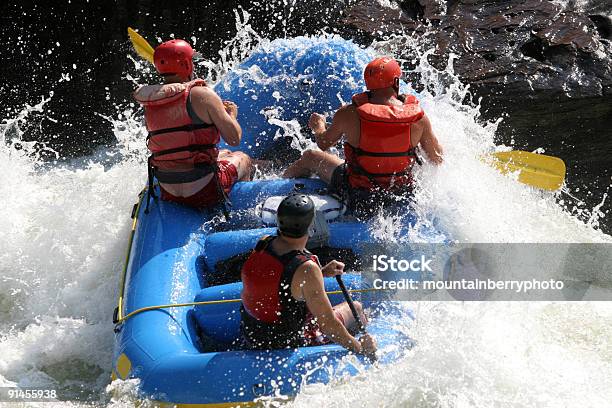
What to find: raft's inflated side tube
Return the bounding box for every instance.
[200,223,375,272]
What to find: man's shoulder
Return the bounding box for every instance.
[412,110,429,125]
[336,103,359,120]
[190,84,216,97]
[338,103,357,113]
[296,258,322,274]
[190,84,222,111]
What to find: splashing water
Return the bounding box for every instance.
[288,302,612,408]
[0,78,145,403]
[1,7,611,408]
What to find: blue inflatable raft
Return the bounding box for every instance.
[112,37,448,406]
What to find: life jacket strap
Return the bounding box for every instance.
[352,146,417,158]
[147,123,214,139]
[152,144,217,158]
[348,161,414,178]
[152,162,218,184]
[144,156,157,214]
[254,235,275,252]
[283,252,314,277]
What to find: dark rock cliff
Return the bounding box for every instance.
[340,0,611,229]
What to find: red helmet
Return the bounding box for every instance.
[153,39,195,78]
[364,57,402,90]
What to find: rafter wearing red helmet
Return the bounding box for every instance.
[133,39,256,212]
[363,56,402,91]
[283,56,444,216]
[153,39,196,79]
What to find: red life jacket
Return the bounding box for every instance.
[240,236,319,349]
[345,92,424,190]
[133,79,220,184]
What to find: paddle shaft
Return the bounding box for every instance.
[335,275,366,334]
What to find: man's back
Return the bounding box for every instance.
[331,95,434,159]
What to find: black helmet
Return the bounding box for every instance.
[277,193,315,238]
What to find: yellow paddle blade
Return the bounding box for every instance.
[490,151,566,191]
[127,27,154,64]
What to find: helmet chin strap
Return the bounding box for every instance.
[393,77,400,96]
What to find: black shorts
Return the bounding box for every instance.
[329,163,414,217]
[329,163,348,198]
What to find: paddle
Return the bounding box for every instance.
[335,275,366,333]
[127,27,154,64]
[125,28,567,191]
[489,150,566,191]
[335,275,377,361]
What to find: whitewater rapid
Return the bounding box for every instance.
[1,12,612,408]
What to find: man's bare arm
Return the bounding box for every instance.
[309,106,351,151]
[190,87,242,146]
[417,114,443,164]
[295,261,362,353]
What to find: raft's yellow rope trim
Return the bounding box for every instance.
[116,188,146,323]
